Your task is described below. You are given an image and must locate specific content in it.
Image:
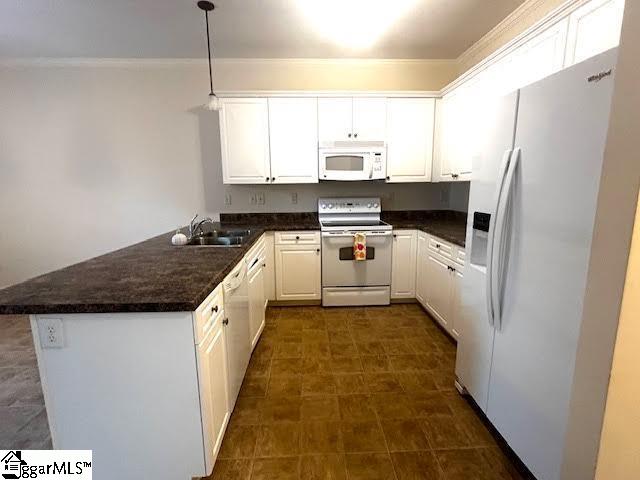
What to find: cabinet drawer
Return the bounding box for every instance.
[195,284,224,344]
[428,237,453,258]
[275,231,320,245]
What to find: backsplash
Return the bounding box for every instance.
[207,182,470,216]
[219,210,467,225]
[220,212,319,225]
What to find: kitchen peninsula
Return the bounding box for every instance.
[0,210,466,480]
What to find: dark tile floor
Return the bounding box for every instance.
[1,306,529,479]
[208,304,528,480]
[0,315,51,449]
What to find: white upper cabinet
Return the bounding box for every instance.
[318,98,353,142]
[506,18,569,91]
[565,0,625,66]
[268,98,319,184]
[434,17,569,184]
[219,98,271,185]
[352,98,387,141]
[386,98,435,183]
[318,97,386,142]
[433,79,479,183]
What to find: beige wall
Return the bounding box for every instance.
[213,59,457,91]
[0,62,462,288]
[595,193,640,479]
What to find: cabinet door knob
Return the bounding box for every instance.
[271,177,275,181]
[348,133,352,138]
[265,177,269,182]
[263,263,266,267]
[295,235,300,240]
[316,248,320,253]
[211,305,218,313]
[393,234,397,238]
[436,244,441,248]
[354,133,358,138]
[222,318,229,326]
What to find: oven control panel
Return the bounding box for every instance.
[318,197,381,214]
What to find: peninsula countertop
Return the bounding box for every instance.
[0,211,467,315]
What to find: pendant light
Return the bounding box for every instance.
[197,1,220,111]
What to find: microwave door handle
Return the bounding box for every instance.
[369,159,374,179]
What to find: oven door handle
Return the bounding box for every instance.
[321,231,393,238]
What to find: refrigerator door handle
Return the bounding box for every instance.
[486,149,513,328]
[492,147,521,331]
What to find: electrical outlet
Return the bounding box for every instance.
[291,192,298,204]
[224,193,232,206]
[440,184,451,204]
[39,318,64,349]
[250,194,257,205]
[257,193,265,205]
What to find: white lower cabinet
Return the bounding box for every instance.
[263,232,276,302]
[194,285,231,476]
[246,235,268,350]
[416,232,429,305]
[451,268,464,339]
[196,323,230,475]
[391,230,418,299]
[416,232,465,339]
[275,232,321,301]
[424,252,453,330]
[247,258,266,350]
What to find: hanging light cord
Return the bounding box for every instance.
[204,9,215,96]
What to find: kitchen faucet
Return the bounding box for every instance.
[189,214,214,239]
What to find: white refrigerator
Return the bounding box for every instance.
[455,49,618,480]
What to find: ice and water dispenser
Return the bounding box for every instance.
[470,212,490,267]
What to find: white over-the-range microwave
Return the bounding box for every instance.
[318,141,387,181]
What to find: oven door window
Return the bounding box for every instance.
[325,155,365,172]
[339,246,375,260]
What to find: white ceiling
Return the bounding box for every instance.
[0,0,525,59]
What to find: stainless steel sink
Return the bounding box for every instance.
[184,229,251,247]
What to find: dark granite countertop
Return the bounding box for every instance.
[0,211,466,315]
[382,210,467,247]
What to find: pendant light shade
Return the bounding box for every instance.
[197,1,220,111]
[206,93,221,111]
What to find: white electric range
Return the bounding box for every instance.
[319,197,393,306]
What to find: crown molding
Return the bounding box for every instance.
[0,57,456,68]
[445,0,588,94]
[457,0,552,68]
[214,90,441,98]
[0,0,588,98]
